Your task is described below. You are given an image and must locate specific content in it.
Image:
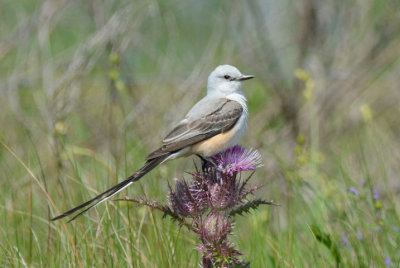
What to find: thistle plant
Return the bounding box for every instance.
[116,146,277,267]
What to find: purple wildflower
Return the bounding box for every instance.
[348,187,359,195]
[341,234,350,248]
[212,145,262,175]
[169,178,206,217]
[196,213,244,267]
[373,189,379,200]
[385,257,391,267]
[357,230,363,240]
[208,181,238,209]
[189,168,241,210]
[198,213,232,243]
[393,226,399,232]
[118,146,273,267]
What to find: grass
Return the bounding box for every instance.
[1,0,400,267]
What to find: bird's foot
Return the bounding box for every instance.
[198,155,209,173]
[196,154,218,173]
[196,154,211,173]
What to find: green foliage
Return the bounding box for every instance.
[310,225,341,267]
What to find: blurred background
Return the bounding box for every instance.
[1,0,399,267]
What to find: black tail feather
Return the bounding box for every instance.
[51,154,169,222]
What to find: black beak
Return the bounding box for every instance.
[236,75,254,81]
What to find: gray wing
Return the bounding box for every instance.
[146,98,243,160]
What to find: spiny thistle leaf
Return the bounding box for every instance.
[230,199,278,217]
[113,197,192,229]
[237,171,255,197]
[238,184,265,202]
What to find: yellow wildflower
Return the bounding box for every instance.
[360,104,373,122]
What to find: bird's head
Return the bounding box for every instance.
[207,65,254,96]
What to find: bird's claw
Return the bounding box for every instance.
[196,154,218,173]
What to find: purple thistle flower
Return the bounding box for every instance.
[120,146,273,267]
[209,183,237,209]
[188,169,240,210]
[169,178,206,217]
[195,212,244,267]
[199,213,232,243]
[211,145,262,175]
[348,187,359,195]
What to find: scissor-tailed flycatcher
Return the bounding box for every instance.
[52,65,254,222]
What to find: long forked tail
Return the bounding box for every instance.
[51,154,170,222]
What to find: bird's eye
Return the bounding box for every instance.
[224,75,231,80]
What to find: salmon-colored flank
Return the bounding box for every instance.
[190,127,237,157]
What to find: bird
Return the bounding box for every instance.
[52,65,254,222]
